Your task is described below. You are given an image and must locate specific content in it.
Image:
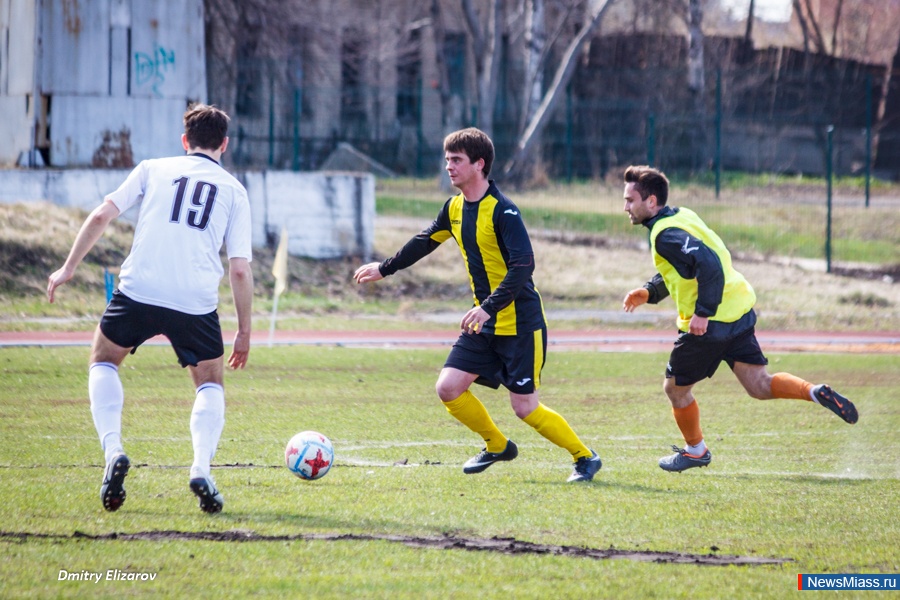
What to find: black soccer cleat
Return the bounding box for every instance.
[100,453,130,512]
[813,385,858,424]
[190,475,224,514]
[659,445,712,472]
[463,439,519,474]
[567,449,602,482]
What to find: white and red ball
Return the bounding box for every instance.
[285,431,334,480]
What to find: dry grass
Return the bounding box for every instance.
[1,199,898,332]
[0,202,135,289]
[373,215,899,331]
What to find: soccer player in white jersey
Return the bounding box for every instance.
[47,104,253,514]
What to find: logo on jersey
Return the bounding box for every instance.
[504,209,519,216]
[681,236,700,255]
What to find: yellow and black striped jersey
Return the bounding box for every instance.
[379,181,546,336]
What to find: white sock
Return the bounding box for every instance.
[89,362,125,463]
[686,440,707,456]
[190,383,225,477]
[810,384,823,403]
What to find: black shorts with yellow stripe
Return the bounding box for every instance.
[444,326,547,394]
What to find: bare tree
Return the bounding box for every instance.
[686,0,707,170]
[687,0,704,96]
[502,0,615,179]
[430,0,455,132]
[461,0,504,134]
[793,0,829,54]
[522,0,546,132]
[831,0,845,54]
[792,0,812,52]
[744,0,755,44]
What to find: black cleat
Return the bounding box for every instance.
[659,446,712,472]
[190,475,224,514]
[813,385,858,424]
[463,440,519,474]
[567,449,602,482]
[100,453,130,512]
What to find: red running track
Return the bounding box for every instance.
[1,329,898,353]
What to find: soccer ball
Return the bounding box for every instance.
[285,431,334,480]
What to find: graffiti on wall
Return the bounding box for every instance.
[134,45,175,97]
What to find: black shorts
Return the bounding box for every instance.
[100,290,224,368]
[666,326,768,386]
[444,326,547,394]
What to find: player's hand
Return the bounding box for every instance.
[461,306,490,334]
[47,266,75,303]
[228,330,251,369]
[353,262,384,284]
[623,287,649,312]
[688,314,708,336]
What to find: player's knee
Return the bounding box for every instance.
[511,403,532,419]
[663,378,678,399]
[435,380,460,402]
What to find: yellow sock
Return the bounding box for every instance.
[443,391,507,453]
[522,403,591,460]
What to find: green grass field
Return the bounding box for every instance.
[1,345,897,598]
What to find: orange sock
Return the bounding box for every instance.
[771,372,814,401]
[672,400,703,447]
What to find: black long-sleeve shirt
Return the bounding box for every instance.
[642,206,755,338]
[379,181,545,336]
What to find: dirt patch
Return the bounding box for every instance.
[0,530,790,566]
[833,263,900,283]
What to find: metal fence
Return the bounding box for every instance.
[215,62,899,273]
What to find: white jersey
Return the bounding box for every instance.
[107,153,252,315]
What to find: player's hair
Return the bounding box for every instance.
[443,127,495,176]
[624,165,669,206]
[183,103,230,151]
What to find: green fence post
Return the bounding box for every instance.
[825,125,834,274]
[715,69,722,199]
[865,73,872,208]
[647,113,655,167]
[104,268,114,303]
[268,70,275,168]
[293,87,301,171]
[566,84,573,183]
[416,75,424,177]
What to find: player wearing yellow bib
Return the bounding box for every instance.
[354,128,601,482]
[620,165,857,472]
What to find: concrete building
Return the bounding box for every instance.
[0,0,206,168]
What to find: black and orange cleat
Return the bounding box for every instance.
[813,385,858,424]
[659,445,711,472]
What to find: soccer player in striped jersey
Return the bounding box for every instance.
[48,104,253,512]
[354,127,601,482]
[621,165,858,472]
